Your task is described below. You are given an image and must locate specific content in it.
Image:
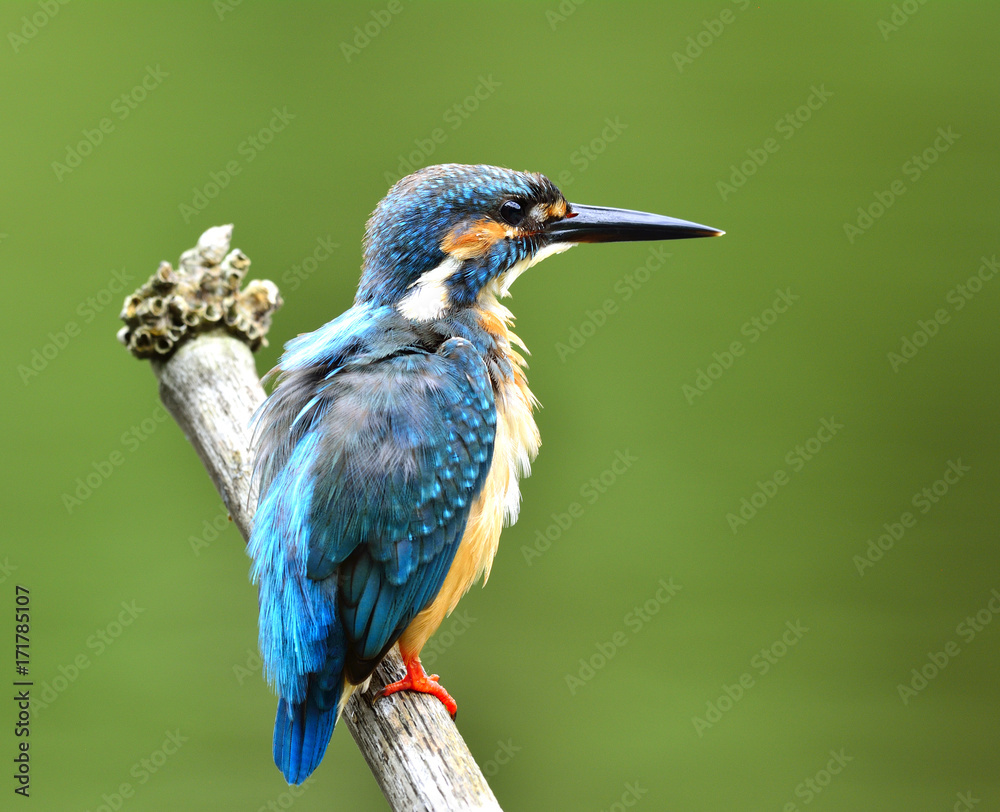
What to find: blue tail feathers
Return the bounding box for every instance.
[273,688,340,785]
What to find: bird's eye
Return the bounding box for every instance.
[498,200,525,227]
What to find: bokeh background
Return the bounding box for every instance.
[4,2,999,810]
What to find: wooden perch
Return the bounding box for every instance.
[119,225,502,812]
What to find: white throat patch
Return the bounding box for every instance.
[397,256,461,321]
[397,242,576,321]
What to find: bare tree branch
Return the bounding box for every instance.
[119,225,502,812]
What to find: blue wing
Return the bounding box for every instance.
[248,312,495,783]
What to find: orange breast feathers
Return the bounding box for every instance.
[398,307,540,659]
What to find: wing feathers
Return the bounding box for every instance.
[251,328,496,776]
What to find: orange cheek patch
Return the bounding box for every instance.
[441,219,507,260]
[547,199,567,220]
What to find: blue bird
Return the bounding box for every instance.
[248,163,722,784]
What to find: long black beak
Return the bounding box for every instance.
[547,203,723,243]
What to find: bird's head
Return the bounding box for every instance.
[356,163,722,321]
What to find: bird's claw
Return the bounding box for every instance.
[377,658,457,717]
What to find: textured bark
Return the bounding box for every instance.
[152,333,261,537]
[123,227,502,811]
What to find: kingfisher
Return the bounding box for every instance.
[248,163,722,784]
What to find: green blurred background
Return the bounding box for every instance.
[4,2,999,810]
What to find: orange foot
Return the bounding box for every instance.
[377,656,458,717]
